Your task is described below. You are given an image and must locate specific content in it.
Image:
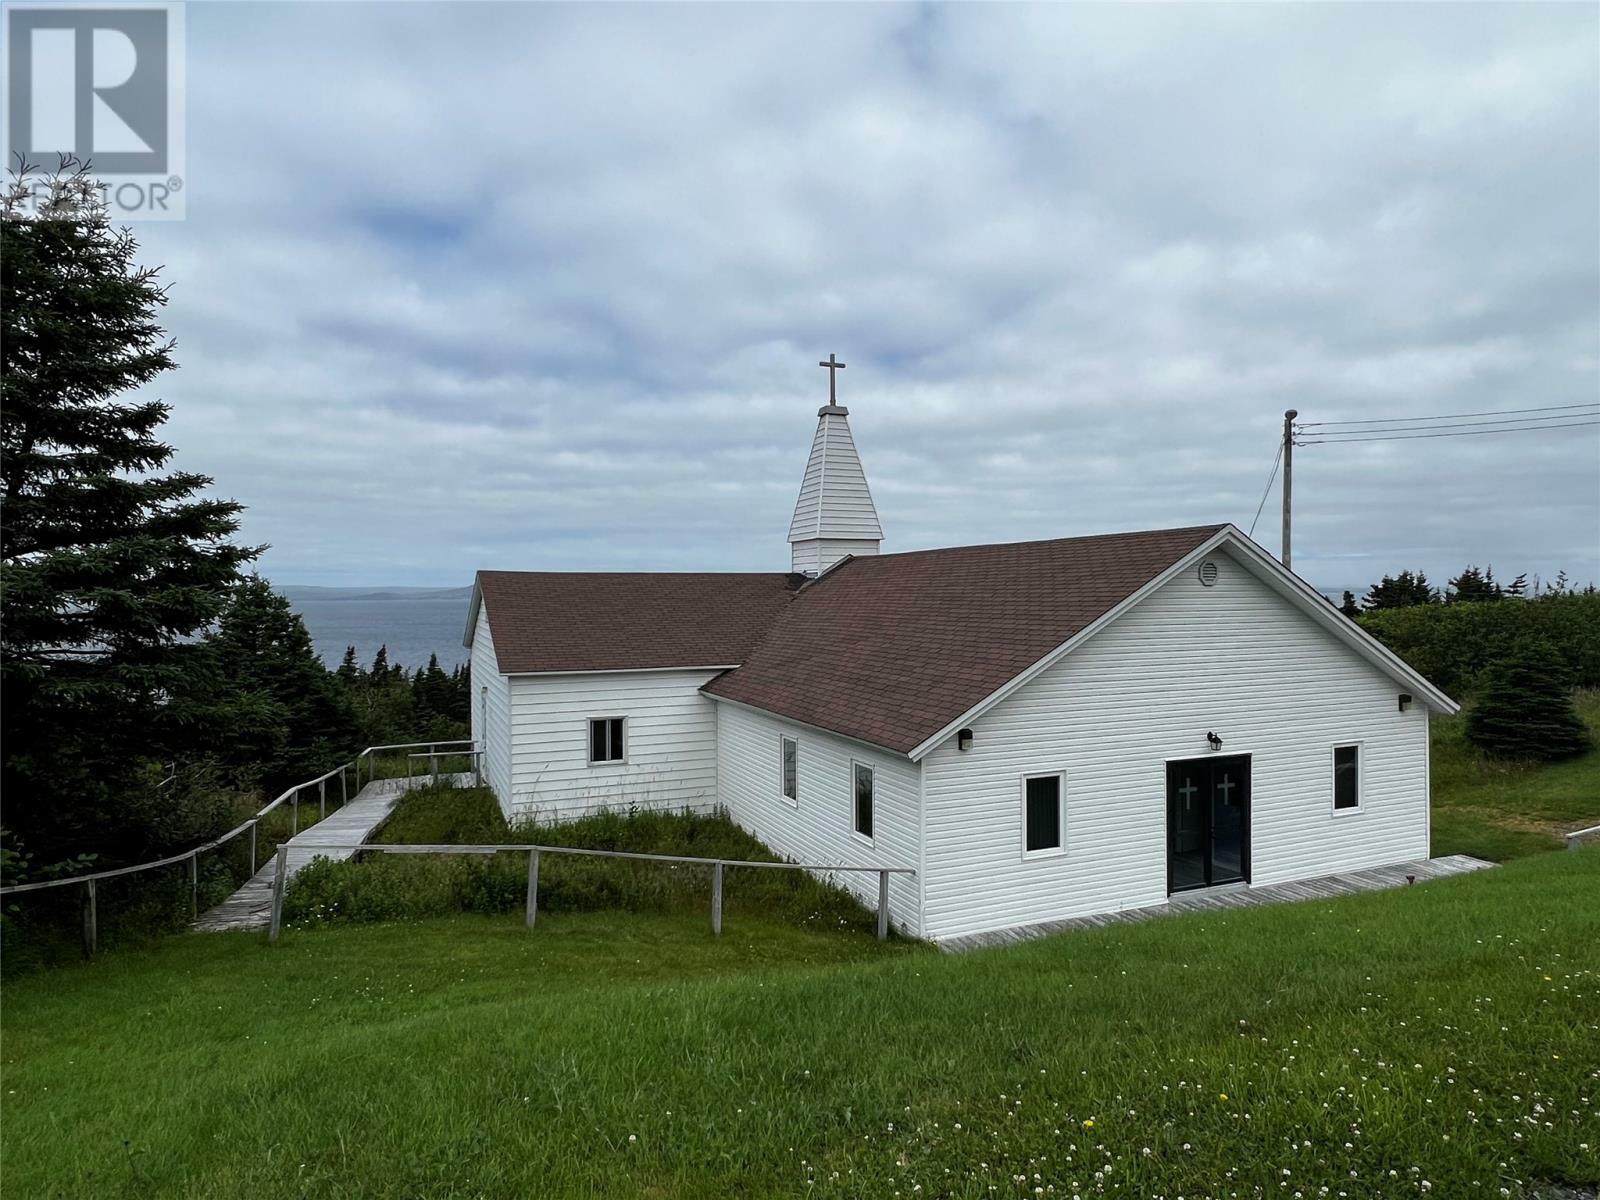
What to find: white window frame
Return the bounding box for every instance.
[587,715,628,766]
[779,734,799,808]
[1330,741,1362,813]
[850,759,875,845]
[1020,770,1067,860]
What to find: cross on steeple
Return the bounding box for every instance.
[818,353,846,406]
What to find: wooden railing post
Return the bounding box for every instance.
[82,878,97,959]
[189,851,199,919]
[877,870,890,941]
[268,846,288,944]
[525,850,540,929]
[319,778,327,820]
[710,862,724,936]
[249,820,257,875]
[474,749,482,788]
[291,790,299,837]
[340,765,348,806]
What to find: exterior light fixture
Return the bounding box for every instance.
[1206,731,1223,751]
[957,728,974,752]
[1398,693,1413,712]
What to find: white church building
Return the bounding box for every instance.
[465,372,1456,942]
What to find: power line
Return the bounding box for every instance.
[1298,401,1599,428]
[1296,419,1600,445]
[1298,411,1599,437]
[1247,441,1283,538]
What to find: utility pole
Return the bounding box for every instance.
[1281,409,1297,570]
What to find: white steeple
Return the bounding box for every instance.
[788,354,882,576]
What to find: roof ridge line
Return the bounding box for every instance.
[840,523,1229,563]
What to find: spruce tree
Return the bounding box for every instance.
[335,644,362,684]
[1,161,256,871]
[1362,571,1437,610]
[1466,641,1592,761]
[1339,591,1359,618]
[1447,565,1501,603]
[204,577,360,791]
[411,652,450,721]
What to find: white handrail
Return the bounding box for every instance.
[0,740,480,956]
[1565,822,1600,850]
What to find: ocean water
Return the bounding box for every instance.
[285,592,473,672]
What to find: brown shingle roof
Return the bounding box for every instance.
[475,570,802,674]
[703,525,1226,755]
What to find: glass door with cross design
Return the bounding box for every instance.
[1166,755,1251,892]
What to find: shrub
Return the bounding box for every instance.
[1466,641,1593,762]
[1358,592,1600,696]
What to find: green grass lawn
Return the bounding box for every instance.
[4,848,1596,1199]
[1431,690,1600,861]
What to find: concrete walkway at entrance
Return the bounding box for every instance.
[937,853,1494,953]
[193,772,475,933]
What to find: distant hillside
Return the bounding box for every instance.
[276,585,473,604]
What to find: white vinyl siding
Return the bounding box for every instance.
[503,670,720,822]
[919,545,1430,941]
[468,606,512,800]
[791,537,881,576]
[715,701,922,936]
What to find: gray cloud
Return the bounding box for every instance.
[133,2,1597,592]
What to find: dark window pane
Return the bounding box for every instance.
[1025,775,1061,851]
[854,764,874,838]
[609,718,625,761]
[1333,745,1359,809]
[589,719,606,762]
[782,738,797,799]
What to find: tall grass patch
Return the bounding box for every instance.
[285,784,880,936]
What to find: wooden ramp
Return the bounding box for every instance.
[937,854,1495,953]
[193,773,475,933]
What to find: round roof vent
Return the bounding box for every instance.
[1197,560,1219,587]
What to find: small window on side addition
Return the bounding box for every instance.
[781,736,798,803]
[853,763,874,839]
[1024,774,1063,854]
[1333,744,1360,810]
[588,717,625,764]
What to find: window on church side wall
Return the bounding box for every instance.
[780,736,798,803]
[588,717,625,764]
[853,762,874,840]
[1333,744,1360,810]
[1023,773,1064,855]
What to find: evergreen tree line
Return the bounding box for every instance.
[1336,565,1593,617]
[0,161,464,888]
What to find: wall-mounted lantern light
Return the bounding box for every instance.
[957,728,974,752]
[1398,693,1413,713]
[1206,731,1223,751]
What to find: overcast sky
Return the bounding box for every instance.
[135,2,1598,592]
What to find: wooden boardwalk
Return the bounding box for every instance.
[937,854,1494,953]
[193,772,475,933]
